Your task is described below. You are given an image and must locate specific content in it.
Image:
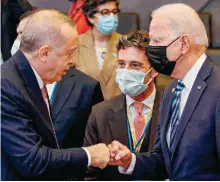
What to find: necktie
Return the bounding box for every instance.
[41,85,51,116]
[169,80,185,153]
[133,102,145,141]
[41,85,59,148]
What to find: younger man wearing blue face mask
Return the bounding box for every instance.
[83,30,162,180]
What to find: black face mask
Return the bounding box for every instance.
[147,36,182,76]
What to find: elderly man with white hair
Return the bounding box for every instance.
[107,3,220,180]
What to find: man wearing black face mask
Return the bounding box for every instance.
[147,36,182,76]
[107,3,220,181]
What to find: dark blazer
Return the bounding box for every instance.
[84,87,162,180]
[52,68,104,149]
[1,0,25,61]
[133,58,220,180]
[1,51,88,181]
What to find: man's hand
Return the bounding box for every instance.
[108,140,132,169]
[85,143,110,169]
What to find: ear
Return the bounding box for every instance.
[88,16,95,25]
[151,69,159,79]
[180,34,190,54]
[38,45,51,63]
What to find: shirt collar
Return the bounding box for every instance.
[31,66,44,89]
[182,53,206,91]
[126,84,156,109]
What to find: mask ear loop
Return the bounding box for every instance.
[167,36,183,62]
[143,67,154,86]
[166,36,181,48]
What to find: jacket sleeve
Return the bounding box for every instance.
[216,98,220,162]
[132,122,167,180]
[1,80,88,177]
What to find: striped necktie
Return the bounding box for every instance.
[41,85,50,114]
[41,85,59,148]
[169,80,185,153]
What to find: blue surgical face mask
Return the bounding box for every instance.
[95,13,118,35]
[116,68,153,97]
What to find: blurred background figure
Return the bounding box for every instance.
[76,0,121,100]
[1,0,33,62]
[10,10,35,56]
[68,0,91,34]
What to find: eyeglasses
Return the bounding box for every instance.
[95,9,120,16]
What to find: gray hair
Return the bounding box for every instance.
[152,3,209,47]
[20,9,76,53]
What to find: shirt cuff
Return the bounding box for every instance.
[82,147,91,167]
[118,153,136,175]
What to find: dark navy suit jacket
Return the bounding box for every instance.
[1,51,88,180]
[52,68,103,149]
[132,58,220,180]
[51,68,104,180]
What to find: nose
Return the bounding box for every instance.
[149,40,155,46]
[124,64,132,70]
[69,52,76,65]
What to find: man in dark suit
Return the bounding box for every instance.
[8,9,104,150]
[1,9,109,181]
[47,68,104,180]
[108,3,220,180]
[50,68,104,149]
[84,30,162,180]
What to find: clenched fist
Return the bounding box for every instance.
[108,140,132,169]
[85,143,110,169]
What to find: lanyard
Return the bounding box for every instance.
[127,116,152,152]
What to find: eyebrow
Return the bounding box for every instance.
[117,60,144,65]
[99,8,118,12]
[130,61,143,65]
[117,59,125,62]
[67,46,77,53]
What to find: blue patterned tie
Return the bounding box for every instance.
[170,80,185,153]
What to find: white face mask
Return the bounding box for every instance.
[116,68,153,97]
[11,39,20,56]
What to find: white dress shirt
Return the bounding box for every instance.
[119,84,156,174]
[166,53,206,148]
[31,66,91,166]
[46,82,57,100]
[119,53,207,174]
[31,66,44,89]
[0,51,4,65]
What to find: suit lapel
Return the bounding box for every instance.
[100,31,120,85]
[147,87,162,152]
[14,51,51,122]
[171,59,212,158]
[159,80,178,171]
[51,68,76,120]
[107,94,129,147]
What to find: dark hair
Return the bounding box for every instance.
[117,30,150,55]
[19,10,37,21]
[83,0,119,26]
